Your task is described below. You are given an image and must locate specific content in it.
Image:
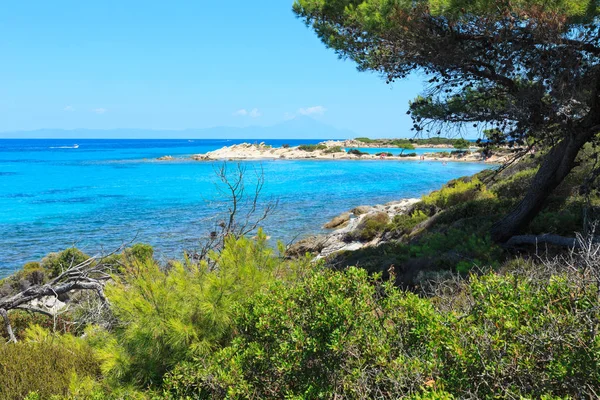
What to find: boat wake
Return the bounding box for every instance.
[50,144,79,149]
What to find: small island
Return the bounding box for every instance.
[184,138,511,164]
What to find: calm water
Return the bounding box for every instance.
[0,139,489,277]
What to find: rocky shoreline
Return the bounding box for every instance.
[176,141,507,164]
[286,198,420,260]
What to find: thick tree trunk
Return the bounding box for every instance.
[491,132,592,243]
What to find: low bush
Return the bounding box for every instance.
[0,310,73,342]
[163,267,447,399]
[345,212,389,242]
[298,144,327,152]
[96,231,311,388]
[41,248,90,278]
[399,152,418,157]
[490,167,538,200]
[348,148,368,156]
[282,144,290,148]
[0,328,101,400]
[164,258,600,399]
[409,229,502,272]
[355,137,376,143]
[387,210,429,235]
[422,177,493,211]
[375,152,393,157]
[324,146,344,154]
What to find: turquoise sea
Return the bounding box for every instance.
[0,139,490,278]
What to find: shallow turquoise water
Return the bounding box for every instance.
[0,139,491,277]
[343,147,452,155]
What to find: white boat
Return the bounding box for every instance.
[73,144,79,148]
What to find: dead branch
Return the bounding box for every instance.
[190,162,278,263]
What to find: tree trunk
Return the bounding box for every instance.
[491,132,591,243]
[0,309,17,343]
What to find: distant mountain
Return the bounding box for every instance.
[0,117,356,139]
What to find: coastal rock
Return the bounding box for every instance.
[323,212,350,229]
[351,205,372,216]
[157,155,175,161]
[286,235,328,258]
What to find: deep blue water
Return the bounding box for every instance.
[0,139,490,278]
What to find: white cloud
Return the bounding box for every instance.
[233,108,261,118]
[298,106,327,116]
[63,105,75,112]
[93,108,107,114]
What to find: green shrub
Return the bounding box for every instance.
[490,167,538,200]
[408,229,503,272]
[282,144,290,148]
[0,310,73,342]
[375,152,393,157]
[422,177,493,211]
[323,146,344,154]
[387,210,429,235]
[123,243,154,264]
[164,263,600,399]
[0,328,100,400]
[348,148,368,156]
[41,248,90,278]
[164,267,447,399]
[298,144,327,152]
[355,137,376,143]
[399,152,418,157]
[96,231,311,387]
[346,212,389,242]
[530,207,583,236]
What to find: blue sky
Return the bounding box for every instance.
[0,0,426,137]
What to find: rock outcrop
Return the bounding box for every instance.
[287,198,420,259]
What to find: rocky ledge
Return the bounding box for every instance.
[286,198,420,259]
[190,142,504,163]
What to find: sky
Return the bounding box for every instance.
[0,0,427,138]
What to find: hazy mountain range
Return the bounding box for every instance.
[0,117,358,140]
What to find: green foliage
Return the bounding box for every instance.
[323,145,344,154]
[282,144,290,149]
[408,229,502,272]
[0,327,100,400]
[346,212,389,242]
[347,148,368,156]
[123,243,154,264]
[490,168,538,200]
[164,267,447,399]
[96,230,311,388]
[452,138,470,150]
[391,139,416,150]
[422,177,493,211]
[298,144,327,152]
[399,152,418,157]
[355,137,376,143]
[530,206,584,236]
[41,248,90,278]
[0,310,72,342]
[165,262,600,398]
[375,152,393,157]
[387,210,428,235]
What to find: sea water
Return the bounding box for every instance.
[0,139,490,277]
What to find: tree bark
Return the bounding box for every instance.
[491,131,593,243]
[0,309,17,343]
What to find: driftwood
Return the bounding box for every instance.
[505,233,600,248]
[0,249,121,343]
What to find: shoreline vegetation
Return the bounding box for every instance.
[156,137,513,163]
